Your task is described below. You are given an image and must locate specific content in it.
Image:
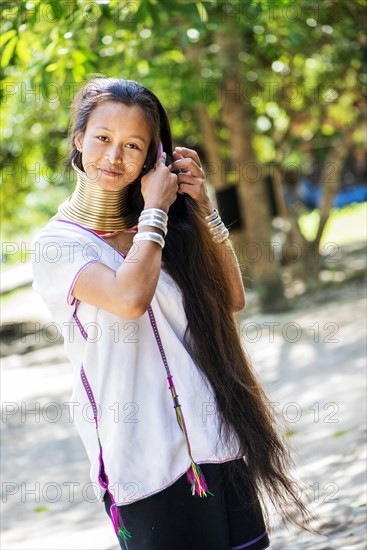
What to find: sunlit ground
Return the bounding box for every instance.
[298,202,367,246]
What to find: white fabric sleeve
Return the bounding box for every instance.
[31,224,104,307]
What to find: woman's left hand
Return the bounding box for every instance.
[167,147,214,214]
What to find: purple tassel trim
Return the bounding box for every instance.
[109,498,132,540]
[74,296,215,544]
[147,304,215,500]
[186,462,214,497]
[75,299,133,541]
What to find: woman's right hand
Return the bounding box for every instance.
[141,152,178,213]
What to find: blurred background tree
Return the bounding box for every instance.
[1,0,366,311]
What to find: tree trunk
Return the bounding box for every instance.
[314,113,366,248]
[194,102,247,284]
[292,113,364,289]
[214,29,288,312]
[263,110,366,292]
[194,103,223,190]
[270,163,321,289]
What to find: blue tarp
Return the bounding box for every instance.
[287,177,367,210]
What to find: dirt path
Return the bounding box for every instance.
[1,279,366,549]
[243,280,366,549]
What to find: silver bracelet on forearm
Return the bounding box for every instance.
[212,225,230,243]
[133,231,165,249]
[133,207,168,249]
[137,218,168,236]
[141,207,168,219]
[138,208,168,235]
[204,208,229,243]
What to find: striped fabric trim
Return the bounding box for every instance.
[67,260,99,305]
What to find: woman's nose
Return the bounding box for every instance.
[106,146,122,164]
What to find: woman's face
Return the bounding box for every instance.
[75,101,152,190]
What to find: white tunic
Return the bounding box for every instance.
[31,218,242,506]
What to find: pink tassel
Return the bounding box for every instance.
[186,463,213,497]
[110,503,132,540]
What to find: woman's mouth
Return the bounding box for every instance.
[101,169,123,177]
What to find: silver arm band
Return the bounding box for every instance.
[139,212,168,222]
[141,208,168,221]
[137,218,168,236]
[207,218,223,230]
[133,231,165,249]
[204,208,230,243]
[213,226,229,243]
[205,208,219,222]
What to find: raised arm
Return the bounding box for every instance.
[71,153,178,319]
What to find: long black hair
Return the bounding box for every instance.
[66,77,322,535]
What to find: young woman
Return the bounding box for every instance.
[32,77,320,549]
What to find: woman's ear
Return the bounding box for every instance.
[74,131,84,151]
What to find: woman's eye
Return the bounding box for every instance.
[95,137,140,149]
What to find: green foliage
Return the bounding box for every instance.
[1,0,365,245]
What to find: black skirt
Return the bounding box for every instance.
[103,458,271,550]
